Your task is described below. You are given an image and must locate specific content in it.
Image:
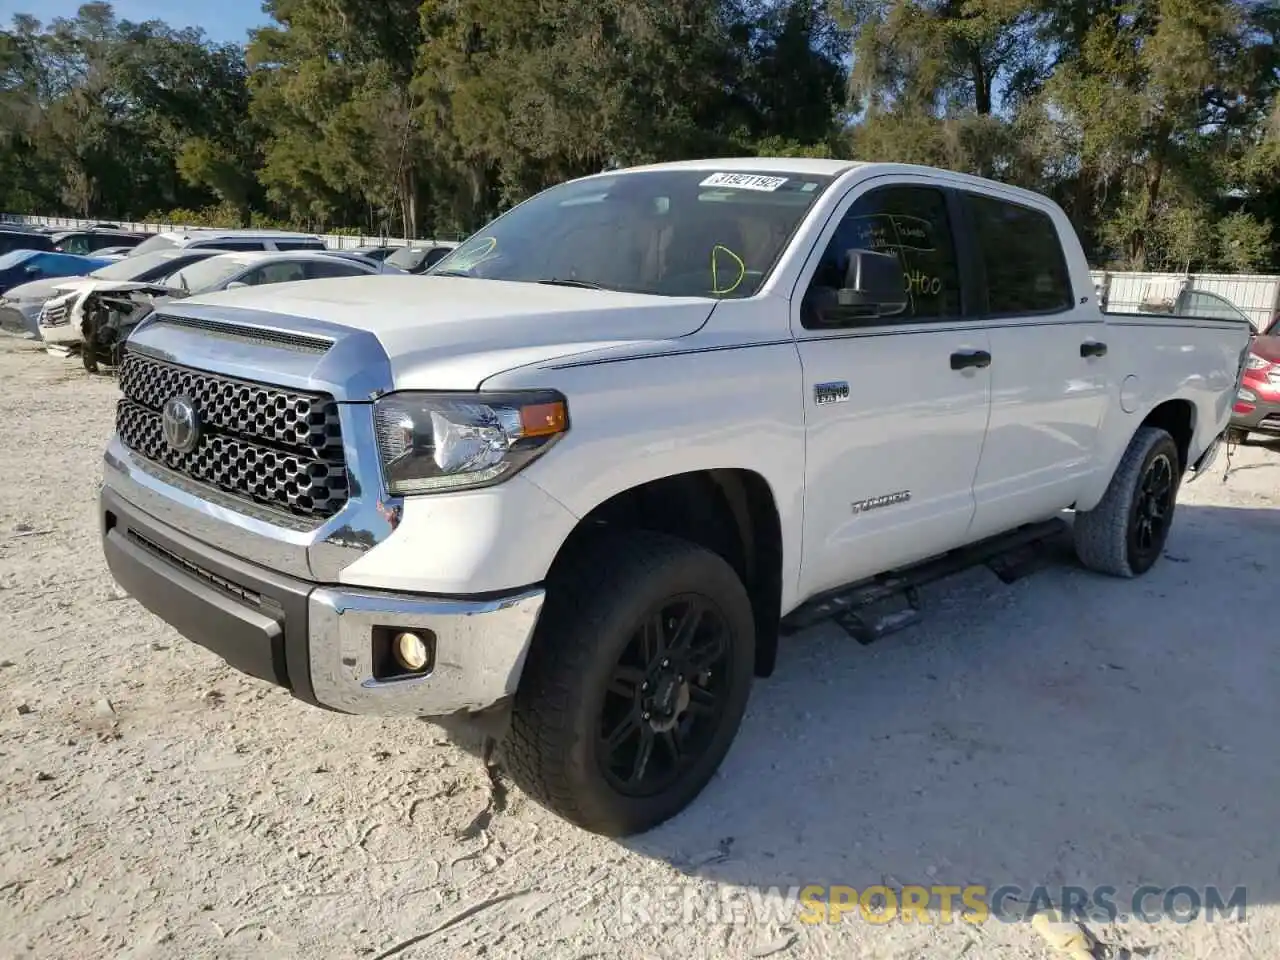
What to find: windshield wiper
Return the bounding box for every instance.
[430,269,475,278]
[534,277,606,290]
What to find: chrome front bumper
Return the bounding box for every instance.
[101,480,545,717]
[309,587,544,715]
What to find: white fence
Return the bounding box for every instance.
[0,213,462,251]
[1091,270,1280,331]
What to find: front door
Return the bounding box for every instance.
[792,179,992,598]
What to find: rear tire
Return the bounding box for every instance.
[504,529,755,836]
[1073,426,1181,578]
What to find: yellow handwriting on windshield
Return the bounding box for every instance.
[711,244,746,295]
[448,235,499,271]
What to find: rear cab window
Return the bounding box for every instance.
[964,194,1073,315]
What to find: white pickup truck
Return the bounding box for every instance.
[100,159,1252,836]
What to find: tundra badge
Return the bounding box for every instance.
[814,381,850,405]
[851,491,911,514]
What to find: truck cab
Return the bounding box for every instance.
[99,159,1252,836]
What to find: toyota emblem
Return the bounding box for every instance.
[161,395,201,454]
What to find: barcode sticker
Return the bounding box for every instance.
[699,173,789,192]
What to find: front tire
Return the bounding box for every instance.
[504,530,755,836]
[1074,426,1181,577]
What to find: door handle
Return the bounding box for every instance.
[950,349,992,371]
[1081,341,1108,358]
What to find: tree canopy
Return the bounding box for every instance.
[1,0,1277,269]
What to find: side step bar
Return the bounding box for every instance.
[780,518,1070,644]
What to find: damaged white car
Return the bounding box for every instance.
[39,280,171,370]
[38,250,384,370]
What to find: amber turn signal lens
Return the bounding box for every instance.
[519,401,568,437]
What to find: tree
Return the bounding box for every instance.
[0,0,1274,271]
[1217,211,1272,273]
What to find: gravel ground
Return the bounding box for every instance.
[1,336,1278,960]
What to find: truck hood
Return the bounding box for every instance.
[164,275,718,390]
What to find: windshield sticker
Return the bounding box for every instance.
[699,172,789,192]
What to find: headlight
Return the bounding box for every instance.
[372,391,568,495]
[1237,387,1257,402]
[1245,353,1270,371]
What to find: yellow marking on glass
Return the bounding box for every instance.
[448,235,499,271]
[711,244,746,295]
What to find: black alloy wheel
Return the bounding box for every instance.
[597,594,732,798]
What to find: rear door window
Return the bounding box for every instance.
[243,261,308,286]
[204,239,268,251]
[273,239,326,251]
[965,194,1073,315]
[305,260,370,279]
[56,234,92,255]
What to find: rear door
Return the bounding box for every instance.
[791,177,992,596]
[962,191,1109,540]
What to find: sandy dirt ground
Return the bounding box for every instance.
[1,337,1278,960]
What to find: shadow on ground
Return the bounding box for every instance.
[619,503,1280,911]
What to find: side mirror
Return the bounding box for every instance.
[24,266,38,277]
[838,249,908,318]
[224,280,248,290]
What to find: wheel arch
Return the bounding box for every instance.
[1076,397,1197,512]
[546,468,785,677]
[1140,398,1196,472]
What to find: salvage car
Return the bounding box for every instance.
[0,227,56,256]
[1230,312,1280,442]
[98,159,1253,836]
[128,228,328,257]
[50,228,150,255]
[0,249,220,339]
[385,241,456,273]
[0,250,112,297]
[348,244,398,262]
[43,250,382,369]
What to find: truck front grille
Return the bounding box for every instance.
[115,349,349,520]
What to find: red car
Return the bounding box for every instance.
[1231,312,1280,441]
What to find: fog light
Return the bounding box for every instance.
[394,631,430,671]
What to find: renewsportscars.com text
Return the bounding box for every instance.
[617,884,1248,927]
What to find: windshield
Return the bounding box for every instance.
[129,235,179,257]
[427,169,835,298]
[166,256,251,293]
[89,251,185,282]
[386,246,429,270]
[0,249,35,270]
